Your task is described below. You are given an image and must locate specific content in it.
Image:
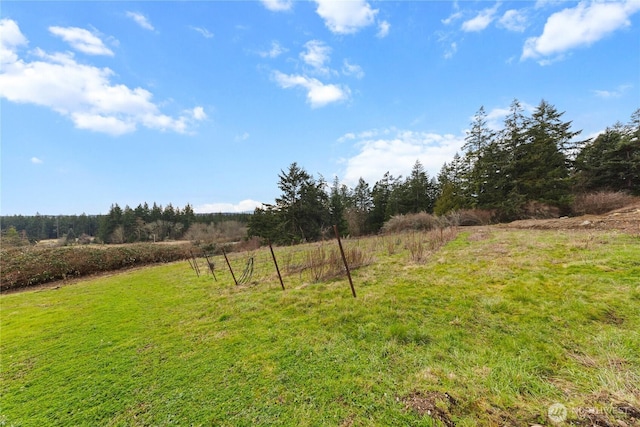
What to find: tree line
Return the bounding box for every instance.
[249,100,639,244]
[1,203,250,244]
[3,99,637,246]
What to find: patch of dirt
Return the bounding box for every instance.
[500,202,640,234]
[401,391,457,426]
[572,392,640,427]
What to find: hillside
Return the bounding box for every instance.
[1,224,639,426]
[503,202,640,234]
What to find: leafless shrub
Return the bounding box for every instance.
[450,209,494,226]
[234,236,261,252]
[381,212,438,234]
[305,245,332,282]
[383,236,400,256]
[184,221,247,245]
[302,242,373,282]
[400,227,459,264]
[522,201,561,219]
[77,233,93,245]
[572,192,639,216]
[405,234,426,262]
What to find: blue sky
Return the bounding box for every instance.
[1,0,639,215]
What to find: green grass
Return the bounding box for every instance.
[1,229,639,426]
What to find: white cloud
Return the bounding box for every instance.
[260,0,293,12]
[31,157,43,164]
[592,84,633,99]
[462,3,500,32]
[300,40,332,72]
[483,102,536,130]
[191,106,207,120]
[342,59,364,79]
[0,19,28,64]
[0,19,205,136]
[534,0,564,9]
[339,129,465,186]
[522,0,640,62]
[314,0,378,34]
[272,71,349,108]
[49,26,114,56]
[126,11,155,31]
[259,41,287,58]
[442,10,463,25]
[190,26,214,39]
[194,199,264,213]
[235,132,250,142]
[444,42,458,59]
[377,20,390,38]
[72,112,137,135]
[498,9,528,32]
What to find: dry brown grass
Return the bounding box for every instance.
[572,191,639,216]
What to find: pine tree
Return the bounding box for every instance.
[98,204,122,243]
[398,160,434,213]
[434,154,469,215]
[575,109,640,195]
[346,177,372,236]
[273,163,330,243]
[464,107,496,207]
[329,176,350,236]
[517,100,579,209]
[370,172,401,232]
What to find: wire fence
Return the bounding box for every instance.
[186,227,459,297]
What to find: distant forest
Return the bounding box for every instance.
[2,100,638,246]
[1,203,250,244]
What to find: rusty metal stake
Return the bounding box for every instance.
[204,252,217,281]
[333,225,356,298]
[268,240,285,290]
[189,250,201,277]
[222,248,238,286]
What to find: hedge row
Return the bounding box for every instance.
[1,244,192,292]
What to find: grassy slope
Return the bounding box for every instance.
[1,229,639,426]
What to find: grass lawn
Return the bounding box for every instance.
[1,229,639,426]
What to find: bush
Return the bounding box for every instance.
[446,209,494,226]
[302,243,372,282]
[184,221,247,246]
[381,212,438,234]
[571,191,639,216]
[521,201,561,219]
[1,243,192,292]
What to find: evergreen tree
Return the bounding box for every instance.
[182,204,196,230]
[397,160,434,214]
[329,176,349,236]
[369,172,401,232]
[434,154,469,215]
[163,203,176,224]
[98,204,122,242]
[150,203,163,223]
[273,162,330,243]
[575,110,640,194]
[122,205,137,243]
[480,99,528,214]
[247,205,280,242]
[346,177,372,236]
[464,106,495,207]
[517,100,579,209]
